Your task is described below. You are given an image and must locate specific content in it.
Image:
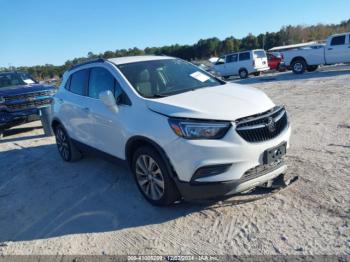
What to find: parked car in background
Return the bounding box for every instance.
[192,62,219,77]
[267,52,285,71]
[281,32,350,74]
[211,49,270,79]
[51,56,291,206]
[0,72,56,138]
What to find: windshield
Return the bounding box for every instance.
[117,59,224,98]
[0,72,37,88]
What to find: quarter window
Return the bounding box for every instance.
[239,52,251,61]
[69,69,89,95]
[330,35,345,46]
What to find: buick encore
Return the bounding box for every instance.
[51,56,291,206]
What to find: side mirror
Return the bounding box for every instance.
[99,90,118,113]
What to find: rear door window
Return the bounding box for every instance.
[254,50,266,58]
[69,69,89,95]
[330,35,346,46]
[239,52,251,61]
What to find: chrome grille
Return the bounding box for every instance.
[7,98,52,111]
[4,91,53,103]
[236,106,288,143]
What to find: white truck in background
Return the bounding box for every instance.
[280,32,350,74]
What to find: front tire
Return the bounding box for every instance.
[54,125,82,162]
[253,71,261,77]
[132,146,180,206]
[291,59,306,74]
[239,69,248,79]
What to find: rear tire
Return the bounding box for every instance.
[132,146,180,206]
[291,59,306,74]
[54,124,82,162]
[307,65,318,72]
[239,69,248,79]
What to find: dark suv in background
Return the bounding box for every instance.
[0,72,56,138]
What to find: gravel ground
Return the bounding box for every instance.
[0,65,349,255]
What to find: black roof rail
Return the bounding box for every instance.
[68,58,106,71]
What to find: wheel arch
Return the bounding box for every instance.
[238,67,248,73]
[290,56,308,66]
[51,117,63,133]
[125,136,178,179]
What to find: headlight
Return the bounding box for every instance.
[168,118,231,139]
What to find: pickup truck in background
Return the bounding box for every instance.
[0,72,56,138]
[281,32,350,74]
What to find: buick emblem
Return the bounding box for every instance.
[266,117,276,132]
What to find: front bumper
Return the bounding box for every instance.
[164,122,291,199]
[0,108,40,128]
[175,164,287,201]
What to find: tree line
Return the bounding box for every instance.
[1,19,349,80]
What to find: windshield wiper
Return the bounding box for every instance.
[158,88,199,97]
[147,94,168,98]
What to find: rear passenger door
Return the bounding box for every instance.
[326,34,349,64]
[62,69,96,145]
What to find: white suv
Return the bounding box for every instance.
[212,49,270,79]
[52,56,291,206]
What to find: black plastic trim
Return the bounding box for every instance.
[68,59,106,72]
[190,164,232,183]
[71,138,128,168]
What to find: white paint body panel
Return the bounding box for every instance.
[52,56,290,186]
[282,33,350,66]
[212,49,270,77]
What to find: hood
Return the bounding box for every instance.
[146,83,275,121]
[0,84,55,96]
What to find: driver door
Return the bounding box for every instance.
[214,56,227,76]
[86,66,128,158]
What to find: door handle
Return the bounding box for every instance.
[328,48,333,50]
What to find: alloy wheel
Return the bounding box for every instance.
[293,62,303,72]
[135,154,165,200]
[56,128,70,160]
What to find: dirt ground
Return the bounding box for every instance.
[0,65,349,255]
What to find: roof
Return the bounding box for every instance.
[108,55,174,65]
